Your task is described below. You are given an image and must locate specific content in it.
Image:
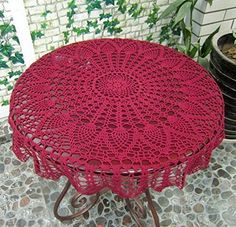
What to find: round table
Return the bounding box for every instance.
[9,38,224,226]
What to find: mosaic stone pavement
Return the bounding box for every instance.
[1,119,236,227]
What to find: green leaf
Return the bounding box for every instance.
[12,35,20,45]
[8,70,22,78]
[41,10,52,17]
[174,1,192,27]
[146,34,153,41]
[9,52,24,64]
[0,78,9,85]
[146,3,160,28]
[95,28,101,34]
[176,44,186,53]
[105,0,114,5]
[86,0,102,14]
[128,3,138,14]
[0,10,4,18]
[0,44,14,57]
[66,0,77,29]
[0,24,15,36]
[2,100,9,106]
[63,31,70,44]
[117,0,127,13]
[159,0,187,20]
[128,3,144,19]
[66,18,74,28]
[181,22,191,52]
[40,22,48,29]
[73,27,89,35]
[68,0,77,8]
[31,30,44,42]
[99,13,112,20]
[103,18,122,34]
[188,43,199,58]
[0,60,9,69]
[8,71,15,78]
[11,25,16,32]
[87,20,98,28]
[200,26,220,58]
[7,85,13,91]
[198,57,209,69]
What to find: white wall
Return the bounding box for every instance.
[193,0,236,43]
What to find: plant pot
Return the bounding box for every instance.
[209,30,236,140]
[225,105,236,121]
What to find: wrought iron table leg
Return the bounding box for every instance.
[125,190,160,227]
[145,189,160,227]
[53,180,100,222]
[54,180,160,226]
[125,198,146,227]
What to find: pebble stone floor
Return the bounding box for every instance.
[1,119,236,227]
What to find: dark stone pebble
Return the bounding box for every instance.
[16,219,27,227]
[212,178,219,187]
[103,198,110,207]
[0,163,5,173]
[212,164,222,170]
[195,188,202,194]
[217,169,231,179]
[160,219,172,226]
[98,202,103,215]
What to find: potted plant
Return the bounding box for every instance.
[209,30,236,139]
[158,0,218,67]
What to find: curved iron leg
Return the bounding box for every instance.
[53,180,100,222]
[125,190,160,227]
[145,189,160,227]
[125,198,146,227]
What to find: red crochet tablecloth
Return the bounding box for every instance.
[9,39,224,198]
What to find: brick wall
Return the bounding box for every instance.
[193,0,236,44]
[24,0,169,58]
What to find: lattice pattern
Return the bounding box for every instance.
[9,39,224,198]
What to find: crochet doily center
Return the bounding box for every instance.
[95,71,139,97]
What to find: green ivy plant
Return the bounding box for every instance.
[0,10,24,106]
[31,1,160,45]
[63,0,160,44]
[146,3,160,41]
[31,9,52,42]
[159,0,219,64]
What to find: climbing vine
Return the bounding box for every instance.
[63,0,160,44]
[31,10,52,42]
[0,10,24,106]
